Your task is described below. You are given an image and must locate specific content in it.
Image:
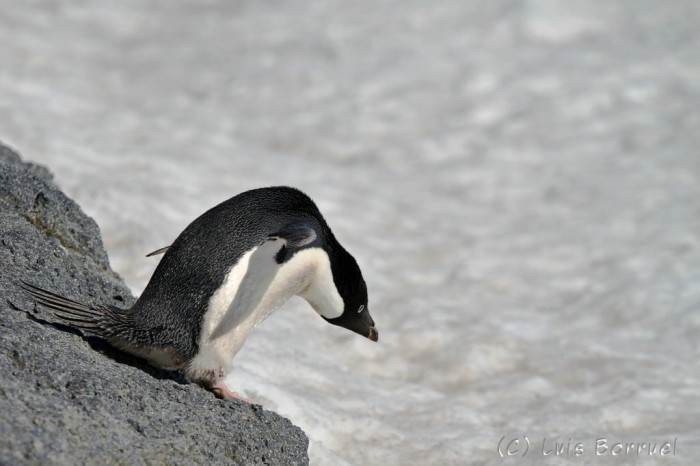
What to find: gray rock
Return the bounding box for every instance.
[0,142,309,465]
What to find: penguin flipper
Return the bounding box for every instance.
[146,246,170,257]
[268,221,317,247]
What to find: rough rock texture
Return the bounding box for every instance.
[0,142,309,465]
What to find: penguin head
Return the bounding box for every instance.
[294,235,378,342]
[321,244,378,342]
[266,195,378,342]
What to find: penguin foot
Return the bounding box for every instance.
[211,380,251,403]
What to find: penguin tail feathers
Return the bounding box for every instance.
[19,281,113,337]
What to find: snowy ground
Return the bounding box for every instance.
[2,1,699,464]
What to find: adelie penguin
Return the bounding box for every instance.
[21,186,378,401]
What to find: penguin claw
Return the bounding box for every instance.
[212,380,251,403]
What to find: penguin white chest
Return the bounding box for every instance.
[188,242,343,375]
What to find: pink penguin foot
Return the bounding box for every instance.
[211,380,251,403]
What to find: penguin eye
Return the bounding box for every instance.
[357,304,365,314]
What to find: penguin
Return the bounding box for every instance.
[21,186,378,401]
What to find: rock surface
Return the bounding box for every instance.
[0,142,309,465]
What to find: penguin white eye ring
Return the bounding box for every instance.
[20,186,378,403]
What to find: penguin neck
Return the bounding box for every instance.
[188,243,325,376]
[298,249,344,319]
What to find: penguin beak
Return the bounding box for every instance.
[368,326,379,342]
[322,307,379,342]
[363,309,378,342]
